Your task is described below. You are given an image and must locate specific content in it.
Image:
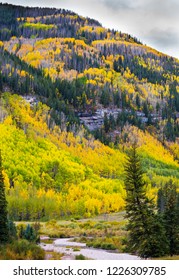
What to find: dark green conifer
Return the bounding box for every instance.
[8,220,17,240]
[0,150,9,243]
[124,143,168,257]
[157,180,179,256]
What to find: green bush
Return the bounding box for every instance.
[94,223,107,230]
[101,243,116,250]
[87,239,116,250]
[75,254,86,260]
[68,223,78,229]
[73,247,80,252]
[0,240,45,260]
[18,224,39,243]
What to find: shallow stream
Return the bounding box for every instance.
[40,237,140,260]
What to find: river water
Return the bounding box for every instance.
[40,238,140,260]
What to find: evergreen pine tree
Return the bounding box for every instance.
[157,180,179,256]
[24,224,38,243]
[0,150,9,243]
[136,94,141,109]
[104,113,110,133]
[124,143,168,258]
[8,220,17,240]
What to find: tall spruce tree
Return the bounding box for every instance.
[0,150,9,243]
[124,143,168,258]
[157,180,179,256]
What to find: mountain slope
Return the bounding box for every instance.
[0,3,179,145]
[0,93,126,219]
[0,3,179,220]
[0,93,179,220]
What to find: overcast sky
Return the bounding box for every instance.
[2,0,179,59]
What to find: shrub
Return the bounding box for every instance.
[87,239,116,250]
[18,224,40,243]
[68,223,78,229]
[94,223,107,229]
[73,247,80,252]
[0,240,45,260]
[101,243,116,250]
[75,254,86,260]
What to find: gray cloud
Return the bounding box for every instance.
[101,0,178,12]
[145,28,179,48]
[101,0,133,10]
[101,0,164,11]
[99,0,179,57]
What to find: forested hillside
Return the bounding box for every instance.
[0,3,179,221]
[0,93,179,220]
[0,3,179,144]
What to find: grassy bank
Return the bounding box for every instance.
[0,240,45,260]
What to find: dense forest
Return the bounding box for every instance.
[0,2,179,216]
[0,93,179,220]
[0,3,179,144]
[0,3,179,259]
